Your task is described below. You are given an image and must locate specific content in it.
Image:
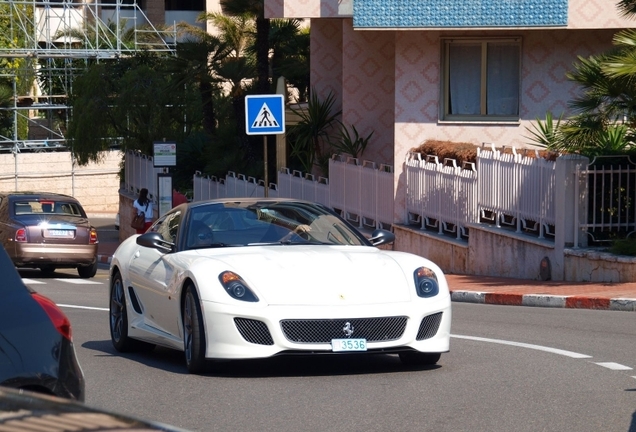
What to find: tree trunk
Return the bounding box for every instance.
[256,17,270,94]
[200,80,216,136]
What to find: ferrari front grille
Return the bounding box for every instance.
[280,317,407,344]
[416,312,442,340]
[234,318,274,345]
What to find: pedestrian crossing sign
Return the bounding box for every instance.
[245,95,285,135]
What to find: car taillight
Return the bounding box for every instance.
[15,228,27,242]
[31,292,73,341]
[89,228,98,245]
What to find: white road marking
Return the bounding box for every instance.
[58,304,108,312]
[21,279,44,284]
[594,362,633,371]
[54,278,103,285]
[451,334,592,359]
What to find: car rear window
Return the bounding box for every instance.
[13,200,83,216]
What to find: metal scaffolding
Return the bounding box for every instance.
[0,0,176,153]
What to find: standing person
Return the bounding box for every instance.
[172,187,188,208]
[133,188,154,234]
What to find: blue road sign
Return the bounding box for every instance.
[245,95,285,135]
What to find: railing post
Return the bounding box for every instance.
[554,154,589,278]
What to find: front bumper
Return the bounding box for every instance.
[199,295,451,360]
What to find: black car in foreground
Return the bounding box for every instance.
[0,386,189,431]
[0,244,85,401]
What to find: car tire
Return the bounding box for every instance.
[398,352,441,366]
[77,260,97,278]
[39,265,56,276]
[183,285,207,374]
[109,271,155,353]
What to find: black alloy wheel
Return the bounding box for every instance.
[109,271,154,353]
[183,285,207,374]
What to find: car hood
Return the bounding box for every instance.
[192,246,416,306]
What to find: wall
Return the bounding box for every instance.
[393,225,469,274]
[0,150,121,215]
[394,223,636,283]
[268,0,634,28]
[564,249,636,283]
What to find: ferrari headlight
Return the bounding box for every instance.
[413,267,439,298]
[219,271,259,302]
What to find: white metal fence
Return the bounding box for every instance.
[406,153,479,239]
[406,146,557,240]
[477,147,557,238]
[192,155,395,230]
[126,147,636,244]
[123,150,164,201]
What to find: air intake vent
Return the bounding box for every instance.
[127,286,143,314]
[234,318,274,345]
[416,312,442,340]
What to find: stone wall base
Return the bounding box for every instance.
[394,224,636,283]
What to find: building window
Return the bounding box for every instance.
[441,38,521,122]
[165,0,205,11]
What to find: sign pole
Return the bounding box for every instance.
[263,136,268,197]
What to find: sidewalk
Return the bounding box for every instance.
[96,235,636,312]
[446,274,636,312]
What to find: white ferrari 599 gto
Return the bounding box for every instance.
[109,198,451,373]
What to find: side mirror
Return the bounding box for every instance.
[368,229,395,246]
[136,232,173,253]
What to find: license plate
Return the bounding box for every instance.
[47,229,73,238]
[331,338,367,352]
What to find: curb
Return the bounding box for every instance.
[97,255,112,265]
[450,290,636,312]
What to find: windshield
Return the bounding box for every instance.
[185,201,368,249]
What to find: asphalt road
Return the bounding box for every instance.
[21,268,636,432]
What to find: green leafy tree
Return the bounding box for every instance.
[0,2,35,141]
[67,53,194,164]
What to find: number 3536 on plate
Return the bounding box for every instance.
[331,338,367,352]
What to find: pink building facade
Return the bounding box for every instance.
[265,0,634,220]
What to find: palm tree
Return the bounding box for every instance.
[220,0,271,94]
[165,38,231,136]
[196,11,257,96]
[180,12,258,162]
[551,3,636,155]
[268,19,310,102]
[617,0,636,16]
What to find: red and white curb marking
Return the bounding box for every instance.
[450,291,636,312]
[97,255,112,264]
